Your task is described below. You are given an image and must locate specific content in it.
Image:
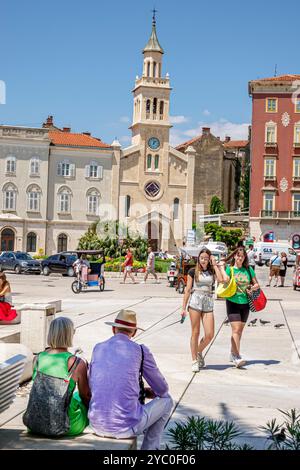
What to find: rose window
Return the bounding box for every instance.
[144,181,160,198]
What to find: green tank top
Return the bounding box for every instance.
[32,351,88,436]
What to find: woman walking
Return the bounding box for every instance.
[221,247,260,368]
[181,248,225,372]
[0,273,17,322]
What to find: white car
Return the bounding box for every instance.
[253,242,297,266]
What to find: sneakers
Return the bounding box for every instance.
[192,360,200,372]
[197,352,206,368]
[230,353,246,368]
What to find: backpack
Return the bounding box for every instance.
[23,354,80,436]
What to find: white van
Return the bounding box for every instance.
[253,242,297,266]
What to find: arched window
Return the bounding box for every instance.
[27,232,37,252]
[6,156,16,174]
[57,186,72,214]
[173,198,180,220]
[153,62,157,77]
[146,99,151,119]
[159,101,164,119]
[30,157,40,176]
[125,195,131,217]
[27,184,41,212]
[154,155,159,171]
[57,233,68,252]
[153,98,157,116]
[87,188,100,215]
[147,154,152,170]
[3,183,17,211]
[147,62,150,77]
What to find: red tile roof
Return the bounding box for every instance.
[176,134,203,151]
[49,131,110,148]
[251,74,300,83]
[223,140,249,148]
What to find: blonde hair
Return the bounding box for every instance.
[47,317,75,349]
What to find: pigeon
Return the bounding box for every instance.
[274,323,285,328]
[248,318,257,326]
[260,319,271,325]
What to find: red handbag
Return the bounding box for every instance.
[247,288,267,312]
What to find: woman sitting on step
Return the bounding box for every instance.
[0,273,17,322]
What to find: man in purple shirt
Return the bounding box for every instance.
[88,309,173,450]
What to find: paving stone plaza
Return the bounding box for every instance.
[0,266,299,450]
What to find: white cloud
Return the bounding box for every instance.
[170,115,189,124]
[203,109,211,116]
[120,116,130,123]
[170,119,250,147]
[120,135,131,144]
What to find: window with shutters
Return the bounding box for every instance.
[147,154,152,170]
[154,155,159,170]
[85,162,103,179]
[57,160,75,177]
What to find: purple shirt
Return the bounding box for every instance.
[88,333,169,436]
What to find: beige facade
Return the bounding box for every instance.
[0,123,116,254]
[0,126,50,253]
[118,17,195,252]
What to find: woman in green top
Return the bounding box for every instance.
[31,317,91,436]
[220,247,260,368]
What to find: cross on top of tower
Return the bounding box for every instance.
[152,7,157,25]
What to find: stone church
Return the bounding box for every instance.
[117,16,240,252]
[116,15,196,252]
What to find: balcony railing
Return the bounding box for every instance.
[293,176,300,181]
[264,175,276,181]
[265,141,278,147]
[260,210,300,219]
[293,142,300,148]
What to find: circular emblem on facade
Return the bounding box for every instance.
[279,177,288,192]
[144,181,161,198]
[148,137,160,150]
[281,112,290,127]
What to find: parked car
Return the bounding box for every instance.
[41,252,77,276]
[253,242,297,266]
[0,252,41,274]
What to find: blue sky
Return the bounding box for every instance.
[1,0,299,146]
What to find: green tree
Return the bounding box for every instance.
[210,196,226,215]
[204,223,242,250]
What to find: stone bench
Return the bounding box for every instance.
[0,427,137,450]
[0,353,27,414]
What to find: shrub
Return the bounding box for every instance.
[166,416,253,450]
[260,409,300,450]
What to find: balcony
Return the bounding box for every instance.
[264,175,276,181]
[292,176,300,182]
[293,142,300,148]
[260,210,300,219]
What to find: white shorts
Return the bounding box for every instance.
[125,266,133,272]
[188,292,214,313]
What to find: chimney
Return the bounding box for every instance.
[82,132,91,136]
[62,127,71,133]
[43,115,54,128]
[225,136,231,142]
[202,127,210,136]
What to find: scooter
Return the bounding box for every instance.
[167,261,178,287]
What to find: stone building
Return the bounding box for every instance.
[0,118,117,254]
[117,15,196,252]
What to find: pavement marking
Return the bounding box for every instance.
[278,300,300,362]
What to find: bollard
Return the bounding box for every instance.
[19,304,55,353]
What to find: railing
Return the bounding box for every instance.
[260,210,300,219]
[264,175,276,181]
[293,176,300,181]
[264,142,278,148]
[293,142,300,148]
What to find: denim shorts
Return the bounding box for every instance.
[188,292,214,313]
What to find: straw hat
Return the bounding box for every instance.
[105,309,145,331]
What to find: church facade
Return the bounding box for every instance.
[117,16,196,252]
